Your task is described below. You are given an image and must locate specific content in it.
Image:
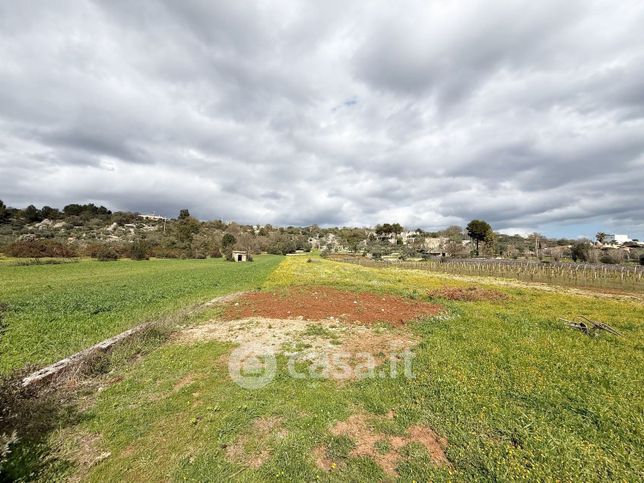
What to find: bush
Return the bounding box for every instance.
[571,241,593,262]
[149,247,184,259]
[5,239,77,258]
[640,253,644,266]
[210,247,222,258]
[600,254,618,264]
[129,240,149,260]
[267,239,297,255]
[0,369,72,478]
[94,246,119,261]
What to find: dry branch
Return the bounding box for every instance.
[559,317,622,337]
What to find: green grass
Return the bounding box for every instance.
[3,256,644,481]
[0,256,282,373]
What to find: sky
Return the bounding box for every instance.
[1,0,643,239]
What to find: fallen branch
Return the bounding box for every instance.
[559,318,591,335]
[579,315,622,336]
[558,317,621,337]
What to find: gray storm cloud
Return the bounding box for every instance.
[0,0,643,237]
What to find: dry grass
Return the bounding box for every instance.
[225,417,287,469]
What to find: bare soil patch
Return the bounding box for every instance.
[175,317,417,381]
[226,416,287,468]
[318,412,450,476]
[428,286,508,302]
[222,286,440,326]
[313,445,335,471]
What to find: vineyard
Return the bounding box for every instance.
[332,256,644,292]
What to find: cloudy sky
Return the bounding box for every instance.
[1,0,643,238]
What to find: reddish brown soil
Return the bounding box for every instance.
[428,286,508,302]
[222,286,441,326]
[321,412,450,476]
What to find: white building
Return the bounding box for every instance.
[605,234,630,245]
[139,214,166,221]
[232,250,248,262]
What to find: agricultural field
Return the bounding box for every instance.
[1,255,643,481]
[0,256,282,374]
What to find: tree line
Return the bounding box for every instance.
[0,200,641,265]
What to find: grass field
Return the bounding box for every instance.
[0,256,282,374]
[1,256,643,481]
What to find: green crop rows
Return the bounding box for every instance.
[0,256,282,373]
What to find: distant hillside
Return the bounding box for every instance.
[1,201,641,265]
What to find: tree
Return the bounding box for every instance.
[482,230,497,257]
[178,209,191,220]
[62,203,110,218]
[466,220,492,256]
[338,228,365,252]
[529,232,544,259]
[222,233,236,248]
[595,232,607,244]
[571,240,593,262]
[375,223,392,235]
[441,225,463,241]
[443,240,468,258]
[21,205,42,222]
[175,214,200,244]
[40,206,61,219]
[190,232,221,259]
[0,200,7,222]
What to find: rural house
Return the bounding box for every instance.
[232,250,248,262]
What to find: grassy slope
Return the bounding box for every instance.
[0,256,282,373]
[10,256,644,481]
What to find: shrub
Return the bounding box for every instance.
[0,369,72,477]
[94,246,119,261]
[571,241,593,262]
[600,254,618,264]
[5,239,76,258]
[149,247,183,259]
[640,253,644,266]
[267,239,297,255]
[129,240,149,260]
[0,430,18,473]
[210,247,222,258]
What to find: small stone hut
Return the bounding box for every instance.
[232,250,248,262]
